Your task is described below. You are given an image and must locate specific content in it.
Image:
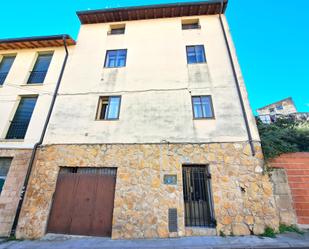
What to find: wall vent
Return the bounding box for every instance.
[168,208,178,232]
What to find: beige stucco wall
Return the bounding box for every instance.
[0,45,69,236]
[0,47,68,149]
[44,14,259,145]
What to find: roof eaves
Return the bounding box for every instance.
[0,34,75,44]
[77,0,227,16]
[257,97,294,110]
[76,0,228,24]
[0,34,76,50]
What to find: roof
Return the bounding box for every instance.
[0,35,76,50]
[257,97,295,110]
[77,0,228,24]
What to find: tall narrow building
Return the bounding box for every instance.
[0,35,75,236]
[15,1,279,239]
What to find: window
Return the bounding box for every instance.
[0,55,15,85]
[276,104,284,110]
[104,50,127,68]
[27,52,53,84]
[269,107,275,113]
[96,96,121,120]
[0,158,12,194]
[109,24,125,35]
[6,96,38,139]
[186,45,206,64]
[259,115,271,124]
[192,96,214,119]
[182,19,200,30]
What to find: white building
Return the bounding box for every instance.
[257,97,298,124]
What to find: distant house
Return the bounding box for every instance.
[257,97,308,124]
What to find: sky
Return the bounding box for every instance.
[0,0,308,113]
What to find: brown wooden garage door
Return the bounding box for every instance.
[47,167,117,237]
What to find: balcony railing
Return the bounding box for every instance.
[27,70,47,84]
[0,72,8,85]
[5,121,29,139]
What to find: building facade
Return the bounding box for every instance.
[257,97,297,117]
[11,1,280,239]
[0,36,75,236]
[257,97,297,124]
[257,97,309,124]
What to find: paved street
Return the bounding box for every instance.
[0,232,309,249]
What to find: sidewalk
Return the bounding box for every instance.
[0,232,309,249]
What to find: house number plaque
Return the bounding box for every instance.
[164,175,177,185]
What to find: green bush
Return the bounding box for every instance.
[260,227,276,238]
[257,117,309,161]
[279,224,304,235]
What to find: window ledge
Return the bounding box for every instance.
[107,33,125,36]
[187,63,207,66]
[193,118,215,120]
[0,139,25,142]
[103,67,126,69]
[182,28,201,31]
[22,83,44,86]
[95,119,119,121]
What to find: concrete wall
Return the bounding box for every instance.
[0,47,68,149]
[270,168,297,226]
[270,153,309,226]
[44,15,259,145]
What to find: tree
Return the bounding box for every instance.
[256,117,309,160]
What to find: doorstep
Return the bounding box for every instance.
[185,227,217,236]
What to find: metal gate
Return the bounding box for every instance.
[47,167,117,237]
[182,165,215,227]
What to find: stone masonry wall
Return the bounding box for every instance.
[16,142,279,239]
[270,153,309,225]
[270,168,297,226]
[0,149,32,236]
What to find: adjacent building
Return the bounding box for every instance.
[0,35,76,236]
[1,1,280,239]
[257,97,309,124]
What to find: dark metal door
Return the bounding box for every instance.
[182,165,215,227]
[47,167,117,237]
